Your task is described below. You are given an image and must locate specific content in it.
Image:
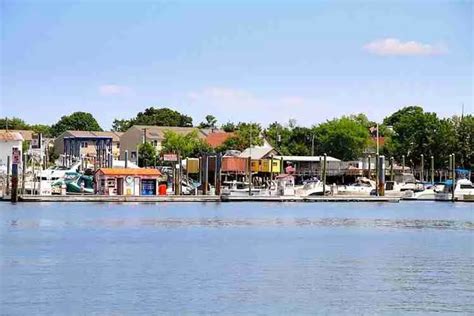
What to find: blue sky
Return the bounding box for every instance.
[1,0,472,129]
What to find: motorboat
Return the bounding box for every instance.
[221,181,263,196]
[435,179,474,201]
[296,178,330,196]
[51,172,94,195]
[404,183,446,200]
[338,177,375,195]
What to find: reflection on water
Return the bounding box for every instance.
[0,202,473,315]
[7,217,474,230]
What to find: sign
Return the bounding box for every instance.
[31,133,42,149]
[12,147,21,165]
[163,153,178,162]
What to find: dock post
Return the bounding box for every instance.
[6,156,10,196]
[390,156,394,181]
[378,155,385,196]
[204,154,209,195]
[448,154,452,181]
[375,154,379,196]
[124,150,128,168]
[367,155,371,179]
[216,153,222,196]
[402,155,405,173]
[177,152,182,195]
[270,155,273,182]
[248,157,252,196]
[322,153,327,195]
[430,156,434,184]
[420,154,424,182]
[21,153,26,195]
[451,154,455,201]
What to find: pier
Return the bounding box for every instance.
[14,194,399,203]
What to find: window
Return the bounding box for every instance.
[460,184,474,189]
[116,143,120,148]
[81,141,88,148]
[131,151,137,159]
[152,140,158,147]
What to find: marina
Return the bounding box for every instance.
[1,201,472,315]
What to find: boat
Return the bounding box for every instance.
[435,179,474,201]
[404,182,447,200]
[221,180,264,196]
[295,178,330,196]
[51,172,94,194]
[338,177,375,195]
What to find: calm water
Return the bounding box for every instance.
[0,201,473,315]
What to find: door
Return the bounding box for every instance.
[116,178,124,195]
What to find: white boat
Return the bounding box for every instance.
[221,181,263,196]
[435,179,474,201]
[404,179,474,201]
[296,179,330,196]
[338,177,375,195]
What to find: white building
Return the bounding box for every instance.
[0,131,23,173]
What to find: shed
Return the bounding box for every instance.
[95,168,162,196]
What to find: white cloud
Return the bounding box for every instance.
[98,84,131,96]
[364,38,447,56]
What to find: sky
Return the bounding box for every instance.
[1,0,472,130]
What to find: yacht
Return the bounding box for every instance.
[296,178,330,196]
[338,177,375,195]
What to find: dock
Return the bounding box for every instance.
[12,194,400,203]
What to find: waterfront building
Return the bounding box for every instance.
[94,168,163,196]
[0,131,23,171]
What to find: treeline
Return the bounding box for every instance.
[2,106,473,168]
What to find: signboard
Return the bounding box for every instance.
[163,154,178,162]
[31,133,42,149]
[12,147,21,165]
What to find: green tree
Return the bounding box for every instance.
[161,130,211,158]
[199,115,218,129]
[452,115,474,168]
[0,117,30,130]
[138,142,157,167]
[51,112,102,137]
[112,119,132,132]
[219,122,263,152]
[221,121,236,132]
[132,107,193,127]
[383,106,444,166]
[30,124,53,137]
[313,116,370,160]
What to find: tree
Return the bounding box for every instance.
[221,121,236,132]
[313,116,370,160]
[112,119,132,132]
[265,121,315,156]
[132,107,193,127]
[199,115,217,129]
[0,117,29,130]
[219,122,263,152]
[51,112,102,136]
[383,106,444,166]
[138,142,157,167]
[30,124,53,138]
[161,130,211,158]
[452,115,474,168]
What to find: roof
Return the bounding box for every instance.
[239,146,276,160]
[96,168,161,176]
[62,131,123,142]
[274,155,341,162]
[129,125,206,140]
[0,130,33,141]
[205,132,234,148]
[0,131,24,141]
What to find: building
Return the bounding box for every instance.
[0,131,23,170]
[94,168,162,196]
[54,131,123,165]
[119,125,207,163]
[274,155,343,176]
[0,130,34,143]
[205,131,234,148]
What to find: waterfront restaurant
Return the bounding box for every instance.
[95,168,162,196]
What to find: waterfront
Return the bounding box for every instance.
[1,202,473,314]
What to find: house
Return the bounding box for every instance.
[94,168,162,196]
[54,131,123,164]
[205,131,234,148]
[119,125,207,163]
[239,145,281,173]
[273,155,343,176]
[0,131,23,170]
[0,130,33,143]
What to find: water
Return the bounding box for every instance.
[0,201,473,315]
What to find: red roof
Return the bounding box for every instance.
[96,168,161,177]
[205,132,234,148]
[0,132,24,141]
